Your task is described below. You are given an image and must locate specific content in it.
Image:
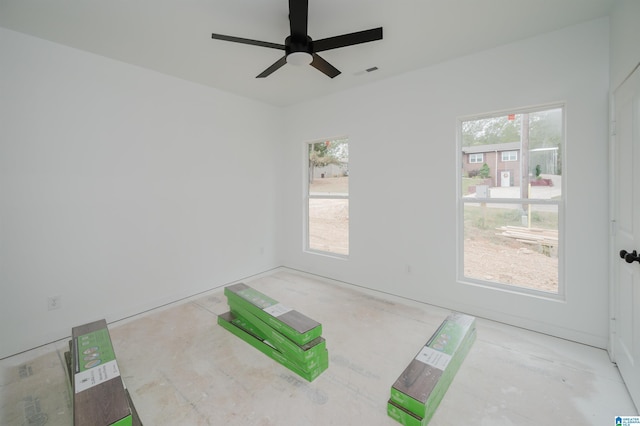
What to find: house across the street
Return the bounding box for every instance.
[462,141,559,187]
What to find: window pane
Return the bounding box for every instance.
[461,108,562,199]
[463,202,558,293]
[460,106,563,294]
[308,198,349,255]
[469,153,483,163]
[307,138,349,256]
[502,151,518,161]
[309,140,349,194]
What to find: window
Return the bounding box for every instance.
[469,153,483,163]
[458,105,563,295]
[306,138,349,256]
[502,151,518,162]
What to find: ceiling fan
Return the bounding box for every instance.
[211,0,383,79]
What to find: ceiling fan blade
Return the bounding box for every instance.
[310,54,341,78]
[288,0,309,37]
[314,27,383,52]
[256,56,288,78]
[211,33,285,50]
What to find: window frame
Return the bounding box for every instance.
[304,137,349,258]
[456,103,565,299]
[469,153,484,163]
[501,150,518,162]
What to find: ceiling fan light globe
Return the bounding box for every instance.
[286,52,313,66]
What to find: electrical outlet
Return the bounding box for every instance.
[47,296,61,311]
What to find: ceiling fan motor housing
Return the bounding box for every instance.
[285,35,313,56]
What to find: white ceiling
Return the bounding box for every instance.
[0,0,615,107]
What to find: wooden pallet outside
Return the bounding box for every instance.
[496,225,558,255]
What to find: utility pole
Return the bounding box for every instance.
[520,113,530,225]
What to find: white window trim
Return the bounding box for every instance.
[456,103,565,300]
[304,138,349,259]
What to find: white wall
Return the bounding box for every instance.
[0,14,621,358]
[0,28,282,358]
[281,18,611,347]
[610,0,640,90]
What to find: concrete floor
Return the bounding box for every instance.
[1,269,637,425]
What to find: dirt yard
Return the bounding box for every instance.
[308,177,558,293]
[464,234,558,293]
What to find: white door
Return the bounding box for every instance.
[611,64,640,411]
[500,171,510,187]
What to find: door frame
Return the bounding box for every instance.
[609,62,640,361]
[608,63,640,413]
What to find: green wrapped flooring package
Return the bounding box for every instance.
[224,283,322,345]
[219,283,328,382]
[218,311,328,382]
[68,319,140,426]
[388,312,476,425]
[227,300,327,364]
